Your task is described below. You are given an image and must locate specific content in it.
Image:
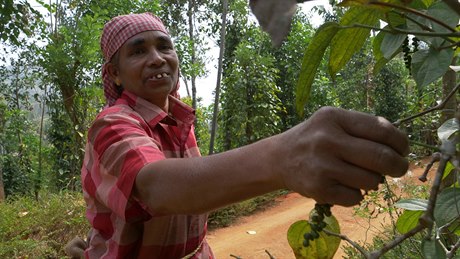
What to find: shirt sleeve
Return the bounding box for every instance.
[85,110,164,222]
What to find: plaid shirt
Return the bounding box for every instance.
[81,91,213,258]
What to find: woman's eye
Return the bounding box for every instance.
[132,48,145,55]
[159,45,172,51]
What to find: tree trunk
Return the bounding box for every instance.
[0,157,4,202]
[441,59,457,123]
[36,86,47,201]
[246,70,254,144]
[188,0,197,111]
[209,0,228,155]
[440,60,458,190]
[0,116,4,201]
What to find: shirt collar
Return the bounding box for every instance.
[116,91,196,128]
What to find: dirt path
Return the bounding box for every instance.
[207,160,430,259]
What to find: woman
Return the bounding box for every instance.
[81,12,409,258]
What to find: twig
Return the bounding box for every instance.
[420,153,450,238]
[230,255,242,259]
[368,224,426,258]
[419,152,441,182]
[340,23,460,38]
[367,152,451,258]
[447,237,460,258]
[369,1,457,33]
[400,12,434,33]
[442,0,460,16]
[323,229,370,257]
[410,140,440,152]
[394,82,460,126]
[265,250,276,259]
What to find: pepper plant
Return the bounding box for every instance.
[250,0,460,258]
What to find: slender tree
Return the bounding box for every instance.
[209,0,228,155]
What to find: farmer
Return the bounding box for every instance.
[80,12,409,258]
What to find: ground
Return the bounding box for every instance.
[207,158,433,259]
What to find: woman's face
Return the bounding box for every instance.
[108,30,179,110]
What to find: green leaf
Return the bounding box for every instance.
[428,1,459,33]
[382,11,406,27]
[422,239,446,259]
[437,118,460,142]
[409,0,434,9]
[412,47,454,88]
[394,199,428,211]
[407,1,459,47]
[373,58,389,75]
[434,187,460,227]
[381,31,406,59]
[287,216,341,259]
[396,210,423,234]
[443,161,455,180]
[373,30,385,62]
[372,29,399,75]
[295,22,339,116]
[328,6,380,77]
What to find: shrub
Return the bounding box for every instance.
[0,191,90,258]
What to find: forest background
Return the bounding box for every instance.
[0,0,448,257]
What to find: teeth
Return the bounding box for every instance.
[153,73,169,79]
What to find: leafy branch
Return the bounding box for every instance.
[341,23,460,38]
[394,82,460,126]
[368,1,457,33]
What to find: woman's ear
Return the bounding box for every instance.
[106,63,121,86]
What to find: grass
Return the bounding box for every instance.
[0,191,90,258]
[0,189,287,258]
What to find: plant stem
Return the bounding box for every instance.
[341,23,460,38]
[369,1,457,33]
[394,82,460,126]
[368,224,426,258]
[410,140,440,152]
[323,229,370,257]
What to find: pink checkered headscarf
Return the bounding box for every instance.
[101,12,180,106]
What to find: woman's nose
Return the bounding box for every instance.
[147,48,166,66]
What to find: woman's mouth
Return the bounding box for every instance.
[150,72,169,79]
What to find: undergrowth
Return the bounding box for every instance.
[0,189,288,258]
[0,191,90,258]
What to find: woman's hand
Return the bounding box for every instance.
[275,107,409,206]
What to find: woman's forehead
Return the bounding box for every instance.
[123,31,172,48]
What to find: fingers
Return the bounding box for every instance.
[339,136,409,177]
[281,107,411,207]
[334,108,410,156]
[313,184,364,207]
[326,160,384,191]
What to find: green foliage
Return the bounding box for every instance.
[0,0,41,46]
[220,25,283,149]
[0,49,49,197]
[273,12,315,130]
[181,96,212,155]
[287,214,341,259]
[0,191,89,258]
[296,22,339,116]
[373,59,408,122]
[343,228,425,259]
[296,0,460,115]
